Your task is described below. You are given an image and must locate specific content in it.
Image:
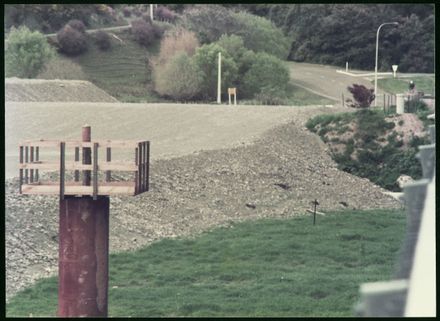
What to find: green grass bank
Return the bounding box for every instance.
[7,209,405,317]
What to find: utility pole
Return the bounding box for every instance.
[217,52,221,104]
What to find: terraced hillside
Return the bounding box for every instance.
[73,30,160,102]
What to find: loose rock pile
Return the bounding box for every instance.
[5,107,400,301]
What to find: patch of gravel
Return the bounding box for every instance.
[5,107,400,301]
[5,78,119,102]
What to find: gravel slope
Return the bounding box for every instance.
[5,78,119,103]
[5,106,400,301]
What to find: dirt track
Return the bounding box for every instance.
[5,102,333,179]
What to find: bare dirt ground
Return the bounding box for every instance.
[5,78,118,103]
[5,103,401,301]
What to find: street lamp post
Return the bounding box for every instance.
[374,22,398,107]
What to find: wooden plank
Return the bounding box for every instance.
[30,146,34,183]
[60,142,65,200]
[146,141,150,191]
[19,146,23,194]
[25,146,29,183]
[21,184,135,196]
[35,146,39,181]
[106,147,111,182]
[93,143,98,200]
[99,162,137,172]
[74,147,80,181]
[20,139,143,149]
[134,147,138,195]
[138,142,143,193]
[142,141,147,192]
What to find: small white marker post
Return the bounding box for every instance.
[392,65,398,78]
[346,61,349,72]
[150,4,154,20]
[217,52,222,104]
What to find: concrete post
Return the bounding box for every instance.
[217,52,221,104]
[396,94,405,114]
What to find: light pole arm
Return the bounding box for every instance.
[374,22,398,107]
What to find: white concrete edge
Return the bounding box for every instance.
[404,172,436,317]
[336,70,393,77]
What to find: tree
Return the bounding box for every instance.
[193,43,238,99]
[57,24,88,56]
[154,52,203,100]
[242,52,290,99]
[5,26,55,78]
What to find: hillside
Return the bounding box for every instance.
[5,78,118,102]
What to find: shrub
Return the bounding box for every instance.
[155,28,199,65]
[182,5,241,44]
[122,6,131,17]
[346,84,375,108]
[156,6,177,22]
[131,19,155,46]
[193,43,238,99]
[5,26,55,78]
[231,11,290,59]
[254,86,288,105]
[57,24,88,56]
[154,52,203,100]
[242,52,290,98]
[94,30,111,51]
[67,19,86,33]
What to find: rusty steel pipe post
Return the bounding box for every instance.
[57,126,110,317]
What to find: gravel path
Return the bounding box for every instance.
[5,106,400,301]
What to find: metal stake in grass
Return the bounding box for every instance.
[312,199,319,225]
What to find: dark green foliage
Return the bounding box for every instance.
[242,53,290,99]
[307,110,427,191]
[238,4,434,73]
[4,4,107,33]
[193,43,238,100]
[67,19,86,33]
[5,26,55,78]
[131,19,155,47]
[94,31,111,51]
[6,209,405,317]
[182,5,290,59]
[56,24,88,56]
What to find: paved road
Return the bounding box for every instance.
[288,62,379,104]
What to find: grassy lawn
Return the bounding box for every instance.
[73,30,167,103]
[286,83,334,106]
[377,76,435,96]
[7,209,405,317]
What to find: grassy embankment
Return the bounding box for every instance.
[7,209,405,317]
[377,76,435,95]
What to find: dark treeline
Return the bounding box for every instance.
[227,3,435,73]
[5,4,434,73]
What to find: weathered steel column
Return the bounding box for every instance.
[57,126,110,317]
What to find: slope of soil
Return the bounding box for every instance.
[5,106,400,301]
[5,78,119,102]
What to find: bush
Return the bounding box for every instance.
[155,28,199,65]
[156,6,177,22]
[154,52,203,100]
[346,84,375,108]
[254,86,288,105]
[232,11,290,59]
[122,6,131,17]
[193,43,238,99]
[94,30,111,50]
[67,19,86,33]
[57,24,88,56]
[242,52,290,98]
[5,26,55,78]
[131,19,155,46]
